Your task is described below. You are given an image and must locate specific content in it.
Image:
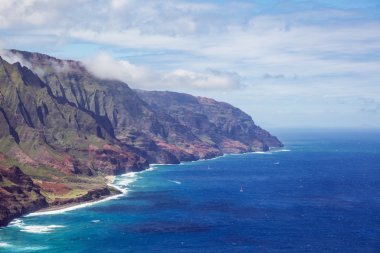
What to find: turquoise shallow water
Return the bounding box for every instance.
[1,129,380,252]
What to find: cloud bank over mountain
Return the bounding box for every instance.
[0,0,379,127]
[84,52,243,90]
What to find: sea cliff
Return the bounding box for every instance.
[0,50,282,226]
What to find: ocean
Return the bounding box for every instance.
[1,129,379,252]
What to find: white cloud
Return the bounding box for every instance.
[0,49,74,78]
[84,52,154,86]
[0,49,243,90]
[0,49,33,69]
[162,69,242,90]
[53,6,380,87]
[84,52,243,90]
[1,1,379,79]
[0,0,60,28]
[110,0,133,10]
[1,0,379,127]
[68,29,196,51]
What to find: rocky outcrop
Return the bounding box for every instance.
[0,166,48,226]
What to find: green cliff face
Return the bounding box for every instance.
[136,90,283,153]
[0,49,283,226]
[0,55,148,175]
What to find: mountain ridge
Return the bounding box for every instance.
[0,49,283,226]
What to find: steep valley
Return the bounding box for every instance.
[0,50,282,226]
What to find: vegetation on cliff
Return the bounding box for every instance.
[0,50,282,226]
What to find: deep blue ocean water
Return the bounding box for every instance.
[1,129,380,252]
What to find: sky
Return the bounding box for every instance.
[0,0,379,129]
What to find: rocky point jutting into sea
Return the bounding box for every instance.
[0,50,283,226]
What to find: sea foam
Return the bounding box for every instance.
[271,148,291,152]
[168,180,182,185]
[26,193,125,216]
[9,219,65,234]
[0,242,11,248]
[0,243,48,251]
[144,166,156,172]
[21,225,65,234]
[251,151,272,155]
[18,246,49,251]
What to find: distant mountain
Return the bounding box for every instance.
[0,50,282,226]
[136,90,281,153]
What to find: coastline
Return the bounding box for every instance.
[24,157,211,217]
[26,175,128,217]
[9,147,288,223]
